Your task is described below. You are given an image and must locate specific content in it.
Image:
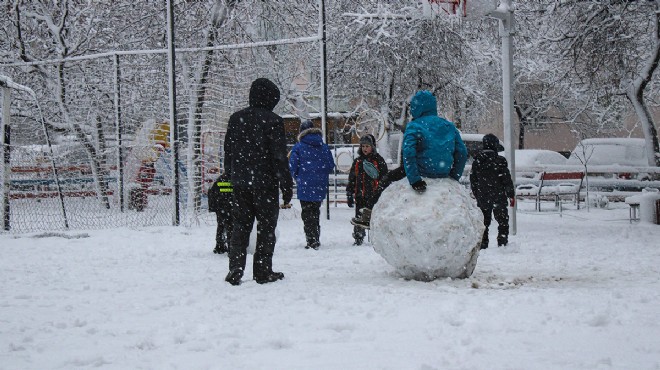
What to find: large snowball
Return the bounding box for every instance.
[371,178,485,280]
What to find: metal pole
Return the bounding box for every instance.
[1,86,10,230]
[490,1,516,235]
[39,102,69,229]
[319,0,330,220]
[167,0,180,226]
[114,54,125,212]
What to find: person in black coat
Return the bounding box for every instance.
[469,134,515,248]
[346,134,388,245]
[223,78,294,285]
[207,173,233,254]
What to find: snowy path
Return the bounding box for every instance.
[1,201,659,369]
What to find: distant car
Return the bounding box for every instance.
[566,138,648,167]
[565,138,653,189]
[515,149,568,179]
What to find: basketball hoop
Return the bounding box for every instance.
[421,0,499,21]
[428,0,466,17]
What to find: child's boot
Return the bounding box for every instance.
[350,208,372,229]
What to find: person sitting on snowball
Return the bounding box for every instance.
[346,134,388,245]
[402,90,468,193]
[469,133,515,249]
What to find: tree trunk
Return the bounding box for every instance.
[57,64,111,209]
[95,115,111,209]
[514,100,527,150]
[188,1,229,211]
[626,3,660,167]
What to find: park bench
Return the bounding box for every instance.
[625,196,641,223]
[536,171,585,213]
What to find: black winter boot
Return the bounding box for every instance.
[225,269,243,286]
[497,235,508,247]
[305,238,320,250]
[352,230,365,246]
[254,271,285,284]
[480,235,489,250]
[213,242,228,254]
[350,208,372,229]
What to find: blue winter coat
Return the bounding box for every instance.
[289,128,336,202]
[403,91,468,184]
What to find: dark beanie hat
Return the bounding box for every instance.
[300,120,314,133]
[483,134,504,151]
[359,135,375,147]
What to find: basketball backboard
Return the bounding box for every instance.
[422,0,499,21]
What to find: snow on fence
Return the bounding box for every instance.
[0,5,322,234]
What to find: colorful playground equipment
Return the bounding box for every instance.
[125,120,172,211]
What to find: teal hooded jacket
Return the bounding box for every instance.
[403,90,468,184]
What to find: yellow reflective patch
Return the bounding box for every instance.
[216,182,232,187]
[218,189,233,193]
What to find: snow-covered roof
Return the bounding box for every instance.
[515,149,567,167]
[460,133,487,142]
[579,138,645,146]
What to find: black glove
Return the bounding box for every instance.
[411,180,427,193]
[281,187,293,205]
[346,193,354,208]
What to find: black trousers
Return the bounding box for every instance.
[229,186,279,278]
[353,197,368,240]
[300,200,321,243]
[480,203,509,243]
[215,211,233,247]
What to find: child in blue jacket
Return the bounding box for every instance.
[289,120,335,249]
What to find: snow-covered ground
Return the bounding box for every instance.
[1,199,659,369]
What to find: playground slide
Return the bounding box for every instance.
[125,120,171,211]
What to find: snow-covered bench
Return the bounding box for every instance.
[625,196,641,223]
[625,190,660,224]
[536,171,585,213]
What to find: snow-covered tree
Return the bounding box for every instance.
[529,0,660,166]
[327,0,497,150]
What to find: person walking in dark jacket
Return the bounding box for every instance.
[223,78,294,286]
[289,120,335,250]
[469,134,515,249]
[207,173,233,254]
[346,134,388,245]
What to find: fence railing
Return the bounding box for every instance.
[326,163,660,207]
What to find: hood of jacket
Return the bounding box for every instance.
[483,133,505,152]
[410,90,438,120]
[475,148,498,161]
[298,128,324,146]
[249,78,280,110]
